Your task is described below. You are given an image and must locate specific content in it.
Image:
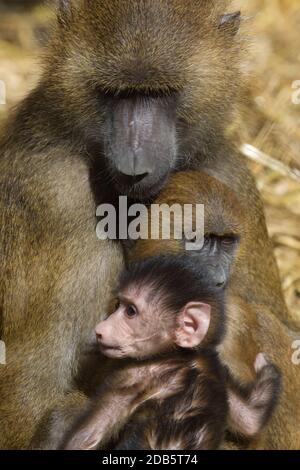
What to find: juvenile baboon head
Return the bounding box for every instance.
[47,1,242,198]
[95,255,226,359]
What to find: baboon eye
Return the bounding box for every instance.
[126,304,138,318]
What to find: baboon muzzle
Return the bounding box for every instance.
[106,96,177,184]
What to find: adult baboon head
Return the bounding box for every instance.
[46,0,241,198]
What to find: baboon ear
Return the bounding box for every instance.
[175,302,211,349]
[218,11,241,35]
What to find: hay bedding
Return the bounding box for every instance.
[0,0,299,325]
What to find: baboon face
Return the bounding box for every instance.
[51,0,241,198]
[95,255,215,359]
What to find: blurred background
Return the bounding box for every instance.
[0,0,299,325]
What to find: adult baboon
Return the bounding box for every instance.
[0,0,292,449]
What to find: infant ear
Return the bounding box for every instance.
[175,302,211,349]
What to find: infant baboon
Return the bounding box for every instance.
[129,170,300,450]
[62,255,281,450]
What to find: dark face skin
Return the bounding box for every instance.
[101,93,178,198]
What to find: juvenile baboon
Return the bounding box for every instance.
[0,0,292,449]
[62,255,281,451]
[130,171,300,449]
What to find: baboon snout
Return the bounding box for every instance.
[95,331,102,341]
[95,321,106,342]
[104,95,177,195]
[95,320,115,345]
[95,323,105,341]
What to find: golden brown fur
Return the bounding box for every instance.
[62,354,229,450]
[131,171,300,449]
[0,0,295,449]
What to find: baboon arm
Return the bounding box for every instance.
[117,414,224,451]
[30,392,89,450]
[227,354,282,437]
[62,388,141,450]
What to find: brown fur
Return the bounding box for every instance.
[130,171,300,449]
[0,0,293,449]
[61,304,280,451]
